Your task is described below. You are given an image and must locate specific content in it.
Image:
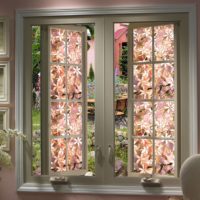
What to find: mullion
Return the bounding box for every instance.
[133,60,174,65]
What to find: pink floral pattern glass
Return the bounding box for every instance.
[155,102,175,138]
[49,27,85,173]
[134,139,153,174]
[155,140,175,175]
[132,24,176,176]
[50,102,66,136]
[67,102,82,135]
[50,65,66,99]
[67,137,83,170]
[50,28,66,63]
[133,26,152,62]
[154,63,175,99]
[154,24,174,61]
[51,138,67,172]
[134,64,152,100]
[67,66,82,99]
[67,31,82,64]
[134,102,153,137]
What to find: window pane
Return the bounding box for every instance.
[134,139,153,174]
[154,24,174,61]
[133,26,152,62]
[155,140,175,175]
[50,28,66,63]
[155,101,175,138]
[134,102,153,137]
[32,26,41,175]
[154,63,175,99]
[134,64,153,100]
[114,23,128,177]
[67,31,82,65]
[50,65,66,99]
[51,138,67,172]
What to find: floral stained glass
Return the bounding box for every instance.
[134,64,152,100]
[67,102,82,135]
[134,139,153,174]
[49,27,85,174]
[155,102,175,138]
[133,26,152,62]
[50,28,66,63]
[154,24,174,61]
[50,102,66,136]
[154,63,175,99]
[51,138,67,172]
[67,31,82,65]
[155,140,175,175]
[132,23,175,176]
[50,65,66,99]
[134,102,153,137]
[67,66,82,99]
[67,137,83,170]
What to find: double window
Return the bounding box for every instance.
[16,8,197,195]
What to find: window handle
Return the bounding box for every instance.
[95,145,102,163]
[108,145,114,164]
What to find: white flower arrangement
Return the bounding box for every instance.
[0,129,26,167]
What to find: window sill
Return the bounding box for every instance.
[17,182,182,196]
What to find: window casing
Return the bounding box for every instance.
[16,6,197,195]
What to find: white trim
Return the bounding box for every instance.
[18,183,182,196]
[15,4,198,195]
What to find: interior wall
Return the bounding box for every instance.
[0,0,199,200]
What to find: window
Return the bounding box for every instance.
[16,6,197,195]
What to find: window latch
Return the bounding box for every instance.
[108,145,114,164]
[140,176,161,187]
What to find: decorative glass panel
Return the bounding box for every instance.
[130,23,176,177]
[155,102,175,138]
[134,64,152,100]
[133,26,152,62]
[50,102,66,136]
[50,65,66,99]
[67,31,82,64]
[154,63,175,99]
[67,137,83,170]
[154,24,174,61]
[50,28,66,63]
[134,139,153,174]
[67,66,82,99]
[155,140,175,175]
[134,102,153,137]
[49,26,86,175]
[67,102,82,136]
[51,138,67,172]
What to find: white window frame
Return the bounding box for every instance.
[15,5,197,196]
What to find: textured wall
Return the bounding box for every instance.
[0,0,199,199]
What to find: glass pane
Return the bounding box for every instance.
[50,65,66,99]
[50,102,66,136]
[67,102,82,136]
[155,140,175,175]
[114,23,129,177]
[67,66,82,100]
[154,24,174,61]
[0,22,5,52]
[133,26,152,62]
[67,31,82,64]
[154,63,175,99]
[134,139,153,174]
[32,26,41,175]
[155,101,175,138]
[0,68,4,97]
[67,137,83,170]
[51,138,67,172]
[50,28,66,63]
[134,64,152,100]
[134,102,153,137]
